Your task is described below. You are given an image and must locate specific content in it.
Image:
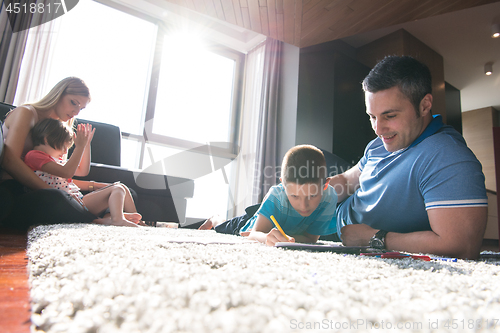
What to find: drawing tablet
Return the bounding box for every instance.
[275,242,380,254]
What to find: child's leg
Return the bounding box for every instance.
[119,184,138,213]
[198,215,225,230]
[82,185,138,227]
[118,184,142,222]
[198,214,250,236]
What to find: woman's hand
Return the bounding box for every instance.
[72,180,110,192]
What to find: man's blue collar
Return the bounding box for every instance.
[408,114,443,149]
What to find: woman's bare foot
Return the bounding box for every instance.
[198,215,225,230]
[93,217,139,227]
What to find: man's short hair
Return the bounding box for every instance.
[281,145,327,185]
[362,55,432,115]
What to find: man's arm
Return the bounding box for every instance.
[341,206,488,259]
[328,164,361,202]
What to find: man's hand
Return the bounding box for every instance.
[340,224,377,246]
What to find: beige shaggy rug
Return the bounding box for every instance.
[27,224,500,332]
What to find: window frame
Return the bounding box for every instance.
[96,0,245,169]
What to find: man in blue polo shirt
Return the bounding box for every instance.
[330,55,488,259]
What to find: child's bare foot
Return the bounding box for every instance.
[198,215,225,230]
[93,217,139,227]
[124,212,142,223]
[102,212,142,224]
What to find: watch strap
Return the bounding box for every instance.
[370,230,388,249]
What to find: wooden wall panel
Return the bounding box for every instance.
[282,0,297,45]
[240,3,251,30]
[220,0,237,24]
[247,0,262,33]
[463,107,499,192]
[266,0,278,39]
[486,192,499,240]
[293,0,302,46]
[162,0,500,48]
[407,32,446,124]
[463,108,500,240]
[494,127,500,240]
[203,0,217,16]
[356,29,447,122]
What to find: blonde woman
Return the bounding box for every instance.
[1,77,91,190]
[1,77,135,229]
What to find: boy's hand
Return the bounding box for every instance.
[265,228,295,246]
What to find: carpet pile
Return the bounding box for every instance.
[27,224,500,332]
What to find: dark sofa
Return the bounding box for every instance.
[0,102,194,230]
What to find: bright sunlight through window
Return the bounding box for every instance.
[43,0,156,136]
[34,0,241,221]
[152,33,235,144]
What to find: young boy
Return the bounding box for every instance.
[24,118,142,227]
[200,145,338,246]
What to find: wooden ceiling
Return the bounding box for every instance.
[162,0,500,48]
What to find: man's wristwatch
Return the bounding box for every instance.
[369,230,388,249]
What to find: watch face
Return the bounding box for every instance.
[370,238,384,249]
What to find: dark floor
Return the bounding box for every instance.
[481,238,500,252]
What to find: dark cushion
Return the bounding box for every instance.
[71,118,121,167]
[0,102,15,121]
[1,105,122,167]
[0,120,4,167]
[75,164,194,223]
[319,148,352,176]
[0,180,96,231]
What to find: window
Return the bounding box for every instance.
[151,33,236,145]
[43,0,156,137]
[33,0,245,220]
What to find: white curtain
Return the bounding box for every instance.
[0,0,59,105]
[13,9,60,106]
[0,0,30,103]
[253,38,281,202]
[229,37,282,217]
